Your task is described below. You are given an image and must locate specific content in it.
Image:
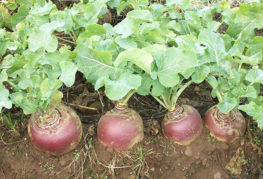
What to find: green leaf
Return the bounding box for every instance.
[166,0,191,9]
[206,75,217,88]
[137,74,152,96]
[71,1,106,29]
[50,90,63,105]
[152,4,166,20]
[115,48,153,74]
[115,36,137,50]
[242,86,258,98]
[0,6,11,29]
[245,36,263,63]
[255,116,263,129]
[94,76,106,90]
[220,34,233,52]
[85,24,106,37]
[114,18,135,38]
[143,44,166,61]
[103,23,115,36]
[197,6,217,22]
[50,9,74,33]
[198,29,227,65]
[238,102,259,117]
[0,84,12,110]
[157,47,197,87]
[38,51,64,72]
[11,5,30,28]
[75,45,114,84]
[0,69,8,82]
[127,10,152,22]
[217,97,239,114]
[40,78,52,100]
[238,101,263,128]
[16,0,35,9]
[152,79,165,97]
[5,0,17,11]
[116,1,129,15]
[108,0,120,9]
[192,66,210,84]
[245,69,263,84]
[105,72,141,100]
[10,92,38,114]
[183,11,204,33]
[168,7,182,19]
[28,21,64,52]
[59,61,77,87]
[158,72,180,88]
[30,1,56,16]
[18,74,31,90]
[226,3,263,39]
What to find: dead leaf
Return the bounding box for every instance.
[225,147,247,175]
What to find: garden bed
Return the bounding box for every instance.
[1,82,262,178]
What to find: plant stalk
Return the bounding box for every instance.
[238,63,242,72]
[119,90,135,105]
[56,36,76,45]
[151,94,169,109]
[69,32,76,43]
[170,80,193,111]
[216,90,223,103]
[161,94,170,109]
[71,30,77,42]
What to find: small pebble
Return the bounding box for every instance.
[194,152,200,160]
[185,146,193,157]
[49,170,55,176]
[214,171,222,179]
[59,159,67,166]
[194,86,200,92]
[220,143,229,150]
[87,125,95,136]
[127,174,136,179]
[191,100,200,107]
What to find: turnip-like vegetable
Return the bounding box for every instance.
[134,43,206,145]
[75,25,149,151]
[97,103,144,151]
[162,105,203,145]
[205,105,246,143]
[28,104,82,155]
[150,79,203,145]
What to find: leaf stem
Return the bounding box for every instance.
[6,80,15,87]
[69,32,76,43]
[119,90,135,105]
[171,80,193,111]
[56,36,76,45]
[238,63,242,72]
[151,94,168,109]
[216,90,223,103]
[71,30,77,42]
[161,94,170,109]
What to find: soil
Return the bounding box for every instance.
[1,80,263,179]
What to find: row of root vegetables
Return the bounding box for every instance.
[28,95,245,155]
